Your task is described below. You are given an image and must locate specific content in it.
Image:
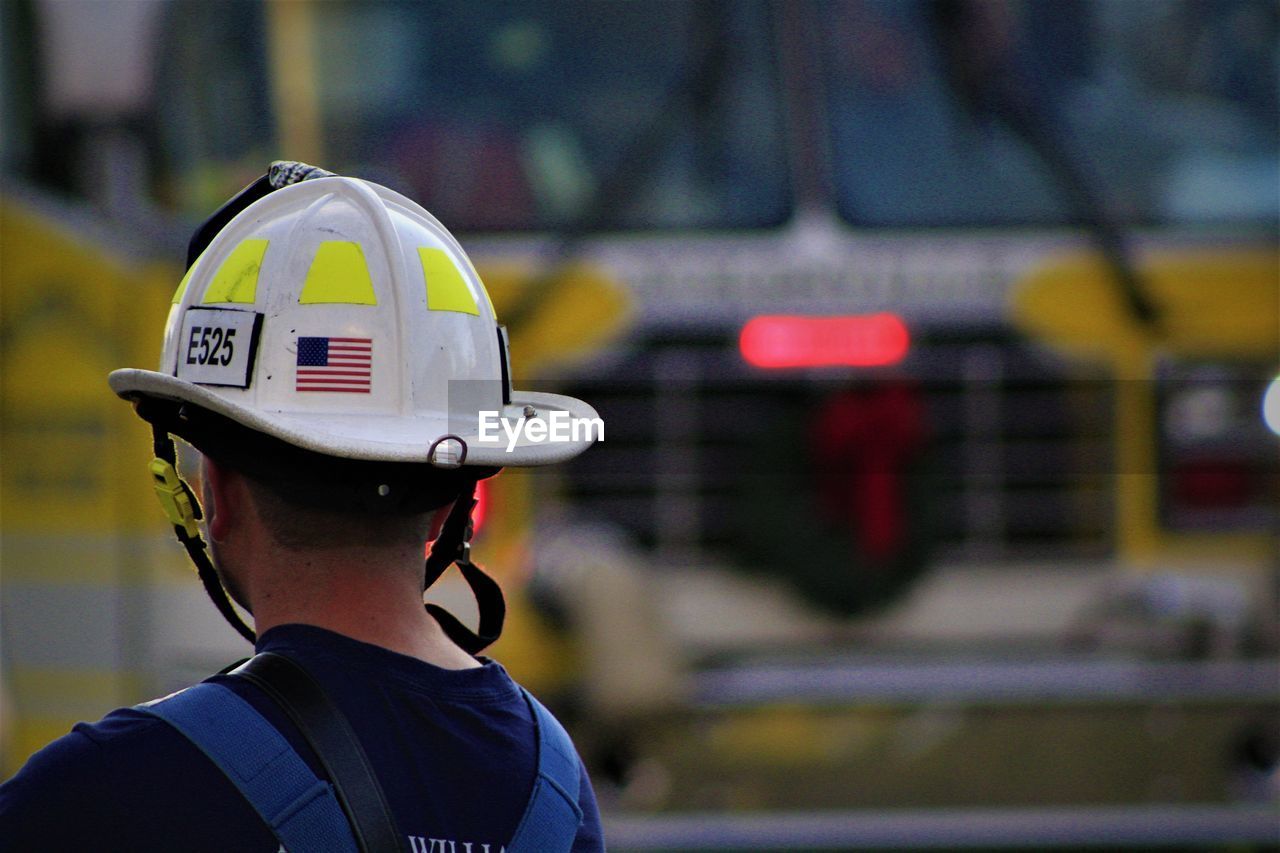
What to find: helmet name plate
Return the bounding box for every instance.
[174,307,264,389]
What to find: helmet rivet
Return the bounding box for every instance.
[377,484,391,497]
[523,405,536,419]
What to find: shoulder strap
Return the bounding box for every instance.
[507,688,585,853]
[231,652,406,853]
[140,660,580,852]
[137,682,359,853]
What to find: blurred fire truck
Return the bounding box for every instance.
[4,0,1276,820]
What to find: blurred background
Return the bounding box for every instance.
[1,0,1278,849]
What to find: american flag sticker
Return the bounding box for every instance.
[296,336,373,393]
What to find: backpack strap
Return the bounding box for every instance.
[138,682,359,853]
[230,653,405,853]
[507,688,585,853]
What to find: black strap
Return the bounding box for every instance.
[426,558,506,655]
[152,424,257,644]
[186,161,336,269]
[423,483,506,655]
[423,484,478,591]
[187,175,274,269]
[231,652,406,853]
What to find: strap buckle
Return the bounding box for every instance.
[456,519,475,568]
[149,457,200,537]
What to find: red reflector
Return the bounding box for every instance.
[472,478,488,535]
[740,314,910,368]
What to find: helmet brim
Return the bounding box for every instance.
[109,368,600,467]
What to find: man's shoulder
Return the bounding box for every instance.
[7,705,173,785]
[0,700,277,850]
[1,700,225,806]
[73,703,174,743]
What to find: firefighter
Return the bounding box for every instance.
[0,162,604,852]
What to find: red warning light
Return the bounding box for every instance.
[739,314,910,369]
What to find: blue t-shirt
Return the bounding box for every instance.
[0,624,604,852]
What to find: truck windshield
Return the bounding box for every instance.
[822,0,1279,227]
[155,0,789,232]
[155,0,1275,232]
[309,0,788,233]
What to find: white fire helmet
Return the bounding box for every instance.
[109,175,598,468]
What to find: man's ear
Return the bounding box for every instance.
[201,455,242,542]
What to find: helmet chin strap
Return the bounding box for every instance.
[423,481,506,655]
[149,424,257,644]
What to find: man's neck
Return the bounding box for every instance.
[245,547,481,671]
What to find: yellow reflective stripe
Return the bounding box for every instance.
[299,240,377,305]
[202,238,269,304]
[420,247,480,315]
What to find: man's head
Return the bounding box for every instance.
[107,162,597,647]
[232,469,439,552]
[196,452,447,612]
[144,396,485,613]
